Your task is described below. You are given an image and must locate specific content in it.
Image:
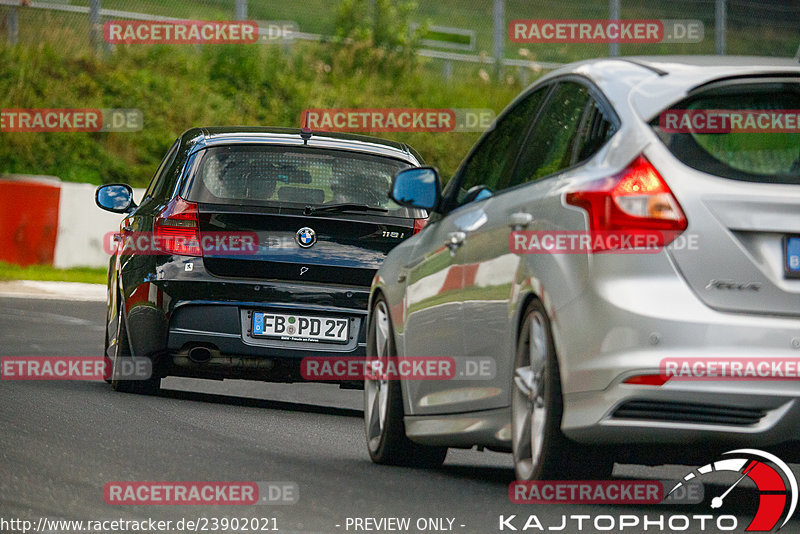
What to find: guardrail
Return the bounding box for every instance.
[411,23,476,52]
[0,0,563,75]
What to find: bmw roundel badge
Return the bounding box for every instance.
[295,227,317,248]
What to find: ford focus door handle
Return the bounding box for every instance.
[445,231,466,254]
[508,212,533,230]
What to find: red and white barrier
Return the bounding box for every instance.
[0,175,144,268]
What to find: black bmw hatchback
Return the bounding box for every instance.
[96,127,425,394]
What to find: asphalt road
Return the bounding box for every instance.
[0,295,796,534]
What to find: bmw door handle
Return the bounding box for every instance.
[445,231,466,254]
[118,226,134,240]
[114,226,132,243]
[507,212,533,230]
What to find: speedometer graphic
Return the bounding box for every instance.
[668,449,798,531]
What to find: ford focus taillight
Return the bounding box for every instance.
[154,197,201,256]
[565,155,687,252]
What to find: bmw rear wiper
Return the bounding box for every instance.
[303,203,388,215]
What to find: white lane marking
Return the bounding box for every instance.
[0,280,106,302]
[0,308,100,326]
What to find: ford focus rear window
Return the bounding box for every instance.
[651,82,800,184]
[183,145,415,215]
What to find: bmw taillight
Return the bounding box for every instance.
[565,155,687,252]
[412,218,427,235]
[154,197,201,256]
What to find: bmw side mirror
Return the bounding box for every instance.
[96,183,136,213]
[390,167,442,212]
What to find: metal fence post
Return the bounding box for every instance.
[442,59,453,80]
[493,0,504,79]
[7,7,19,45]
[235,0,247,21]
[519,67,529,87]
[715,0,726,55]
[89,0,101,52]
[609,0,620,57]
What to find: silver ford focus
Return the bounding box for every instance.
[363,56,800,479]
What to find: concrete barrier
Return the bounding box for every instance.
[0,176,61,266]
[0,175,145,268]
[53,181,145,269]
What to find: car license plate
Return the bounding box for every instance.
[784,235,800,279]
[251,312,349,343]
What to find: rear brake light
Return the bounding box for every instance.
[565,155,687,252]
[154,197,201,256]
[412,218,427,235]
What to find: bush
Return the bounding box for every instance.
[0,10,527,186]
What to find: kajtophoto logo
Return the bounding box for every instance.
[668,449,797,532]
[500,449,796,531]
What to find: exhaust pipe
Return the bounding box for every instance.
[188,346,213,364]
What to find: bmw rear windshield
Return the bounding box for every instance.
[181,144,421,216]
[650,80,800,184]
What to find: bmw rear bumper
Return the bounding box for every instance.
[121,260,370,384]
[165,298,367,382]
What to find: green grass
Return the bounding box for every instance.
[0,9,523,186]
[0,262,107,284]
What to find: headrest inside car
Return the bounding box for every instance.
[277,186,325,205]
